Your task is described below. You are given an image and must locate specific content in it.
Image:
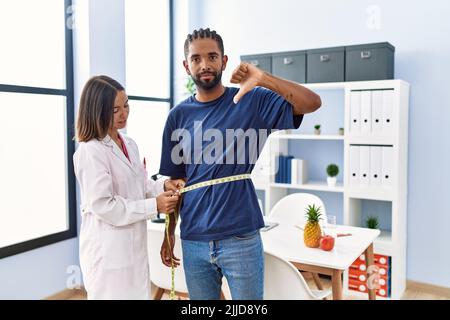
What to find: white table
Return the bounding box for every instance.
[261,219,380,300]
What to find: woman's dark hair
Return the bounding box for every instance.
[76,75,124,142]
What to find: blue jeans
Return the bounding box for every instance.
[181,230,264,300]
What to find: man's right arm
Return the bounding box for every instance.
[160,191,183,267]
[167,179,186,235]
[231,62,321,115]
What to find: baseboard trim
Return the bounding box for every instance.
[44,287,87,300]
[407,280,450,298]
[42,281,450,300]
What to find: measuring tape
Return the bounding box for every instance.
[164,173,251,300]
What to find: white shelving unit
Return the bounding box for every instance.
[251,79,409,300]
[270,181,344,193]
[271,133,344,141]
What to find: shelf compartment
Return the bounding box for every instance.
[374,230,393,253]
[300,79,407,91]
[346,188,395,201]
[347,136,394,146]
[302,82,346,90]
[272,133,344,141]
[344,286,390,300]
[270,180,344,193]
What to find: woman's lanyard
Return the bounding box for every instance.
[117,134,130,162]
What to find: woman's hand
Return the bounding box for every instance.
[164,178,186,192]
[156,191,179,213]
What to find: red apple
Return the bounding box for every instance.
[320,235,335,251]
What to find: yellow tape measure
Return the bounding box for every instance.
[164,173,251,300]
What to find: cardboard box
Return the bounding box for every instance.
[348,279,390,298]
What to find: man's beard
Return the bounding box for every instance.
[192,70,223,91]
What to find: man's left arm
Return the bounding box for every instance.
[231,63,322,115]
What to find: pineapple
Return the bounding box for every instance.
[303,204,323,248]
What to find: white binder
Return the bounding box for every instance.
[359,146,370,186]
[371,91,383,135]
[350,91,361,134]
[382,146,394,187]
[360,91,372,134]
[349,146,360,186]
[291,158,308,184]
[369,146,382,186]
[382,90,394,136]
[270,153,281,183]
[291,159,298,184]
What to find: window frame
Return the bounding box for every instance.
[0,0,76,259]
[127,0,174,108]
[125,0,174,179]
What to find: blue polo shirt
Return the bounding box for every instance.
[159,86,303,241]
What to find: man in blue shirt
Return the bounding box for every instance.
[159,28,321,300]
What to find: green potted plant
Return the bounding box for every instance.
[366,216,379,229]
[326,163,339,187]
[185,76,196,96]
[314,124,321,135]
[338,127,344,136]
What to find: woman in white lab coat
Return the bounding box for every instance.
[73,75,183,299]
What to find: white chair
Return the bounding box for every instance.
[268,193,328,291]
[147,226,189,299]
[268,193,327,228]
[264,251,332,300]
[147,225,231,300]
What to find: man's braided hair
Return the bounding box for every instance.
[184,28,224,58]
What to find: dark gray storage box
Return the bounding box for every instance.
[345,42,395,81]
[307,46,345,83]
[241,53,272,73]
[272,50,306,83]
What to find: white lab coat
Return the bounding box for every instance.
[73,134,165,300]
